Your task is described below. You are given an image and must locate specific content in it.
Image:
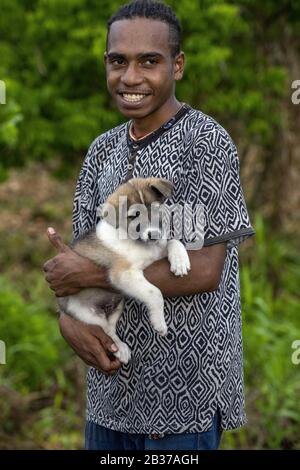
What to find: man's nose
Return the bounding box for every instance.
[120,63,143,86]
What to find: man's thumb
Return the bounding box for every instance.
[47,227,68,253]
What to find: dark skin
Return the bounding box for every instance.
[103,18,185,137]
[43,18,227,375]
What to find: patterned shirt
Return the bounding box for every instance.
[72,103,255,434]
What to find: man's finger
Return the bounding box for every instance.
[90,325,119,353]
[107,356,122,372]
[44,272,53,282]
[91,344,115,372]
[47,227,69,253]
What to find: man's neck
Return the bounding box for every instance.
[131,97,182,139]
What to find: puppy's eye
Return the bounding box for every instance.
[128,210,140,219]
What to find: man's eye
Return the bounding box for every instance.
[111,59,124,65]
[144,59,157,65]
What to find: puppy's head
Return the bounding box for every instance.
[99,177,173,242]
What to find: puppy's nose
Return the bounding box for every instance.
[147,229,161,240]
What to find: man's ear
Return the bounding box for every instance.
[174,51,185,81]
[103,51,108,66]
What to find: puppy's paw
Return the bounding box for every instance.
[157,324,168,337]
[151,317,168,337]
[114,342,131,365]
[168,242,191,277]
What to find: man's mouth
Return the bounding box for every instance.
[118,92,151,103]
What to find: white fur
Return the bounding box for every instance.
[97,221,168,269]
[167,239,191,276]
[59,215,191,365]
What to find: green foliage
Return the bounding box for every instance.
[222,213,300,449]
[0,0,122,172]
[0,0,296,175]
[0,273,84,449]
[0,275,70,392]
[243,216,300,448]
[176,0,288,145]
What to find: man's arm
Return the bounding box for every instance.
[143,243,227,297]
[44,229,226,297]
[87,242,226,297]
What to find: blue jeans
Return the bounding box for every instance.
[85,412,222,450]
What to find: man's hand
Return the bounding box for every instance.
[59,313,122,375]
[43,227,113,297]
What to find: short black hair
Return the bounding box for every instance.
[106,0,181,58]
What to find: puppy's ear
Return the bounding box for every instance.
[96,204,107,219]
[97,203,117,227]
[96,202,111,219]
[149,179,174,202]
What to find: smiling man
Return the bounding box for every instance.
[43,0,255,451]
[104,16,183,137]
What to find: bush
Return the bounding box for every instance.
[0,275,69,392]
[222,213,300,449]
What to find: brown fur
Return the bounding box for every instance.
[104,177,173,229]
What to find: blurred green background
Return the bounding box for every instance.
[0,0,300,449]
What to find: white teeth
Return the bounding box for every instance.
[122,93,147,102]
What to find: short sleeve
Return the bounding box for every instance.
[182,126,255,249]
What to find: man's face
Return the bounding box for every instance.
[104,18,184,119]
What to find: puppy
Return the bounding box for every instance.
[58,177,190,364]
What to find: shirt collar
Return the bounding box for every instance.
[126,103,192,150]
